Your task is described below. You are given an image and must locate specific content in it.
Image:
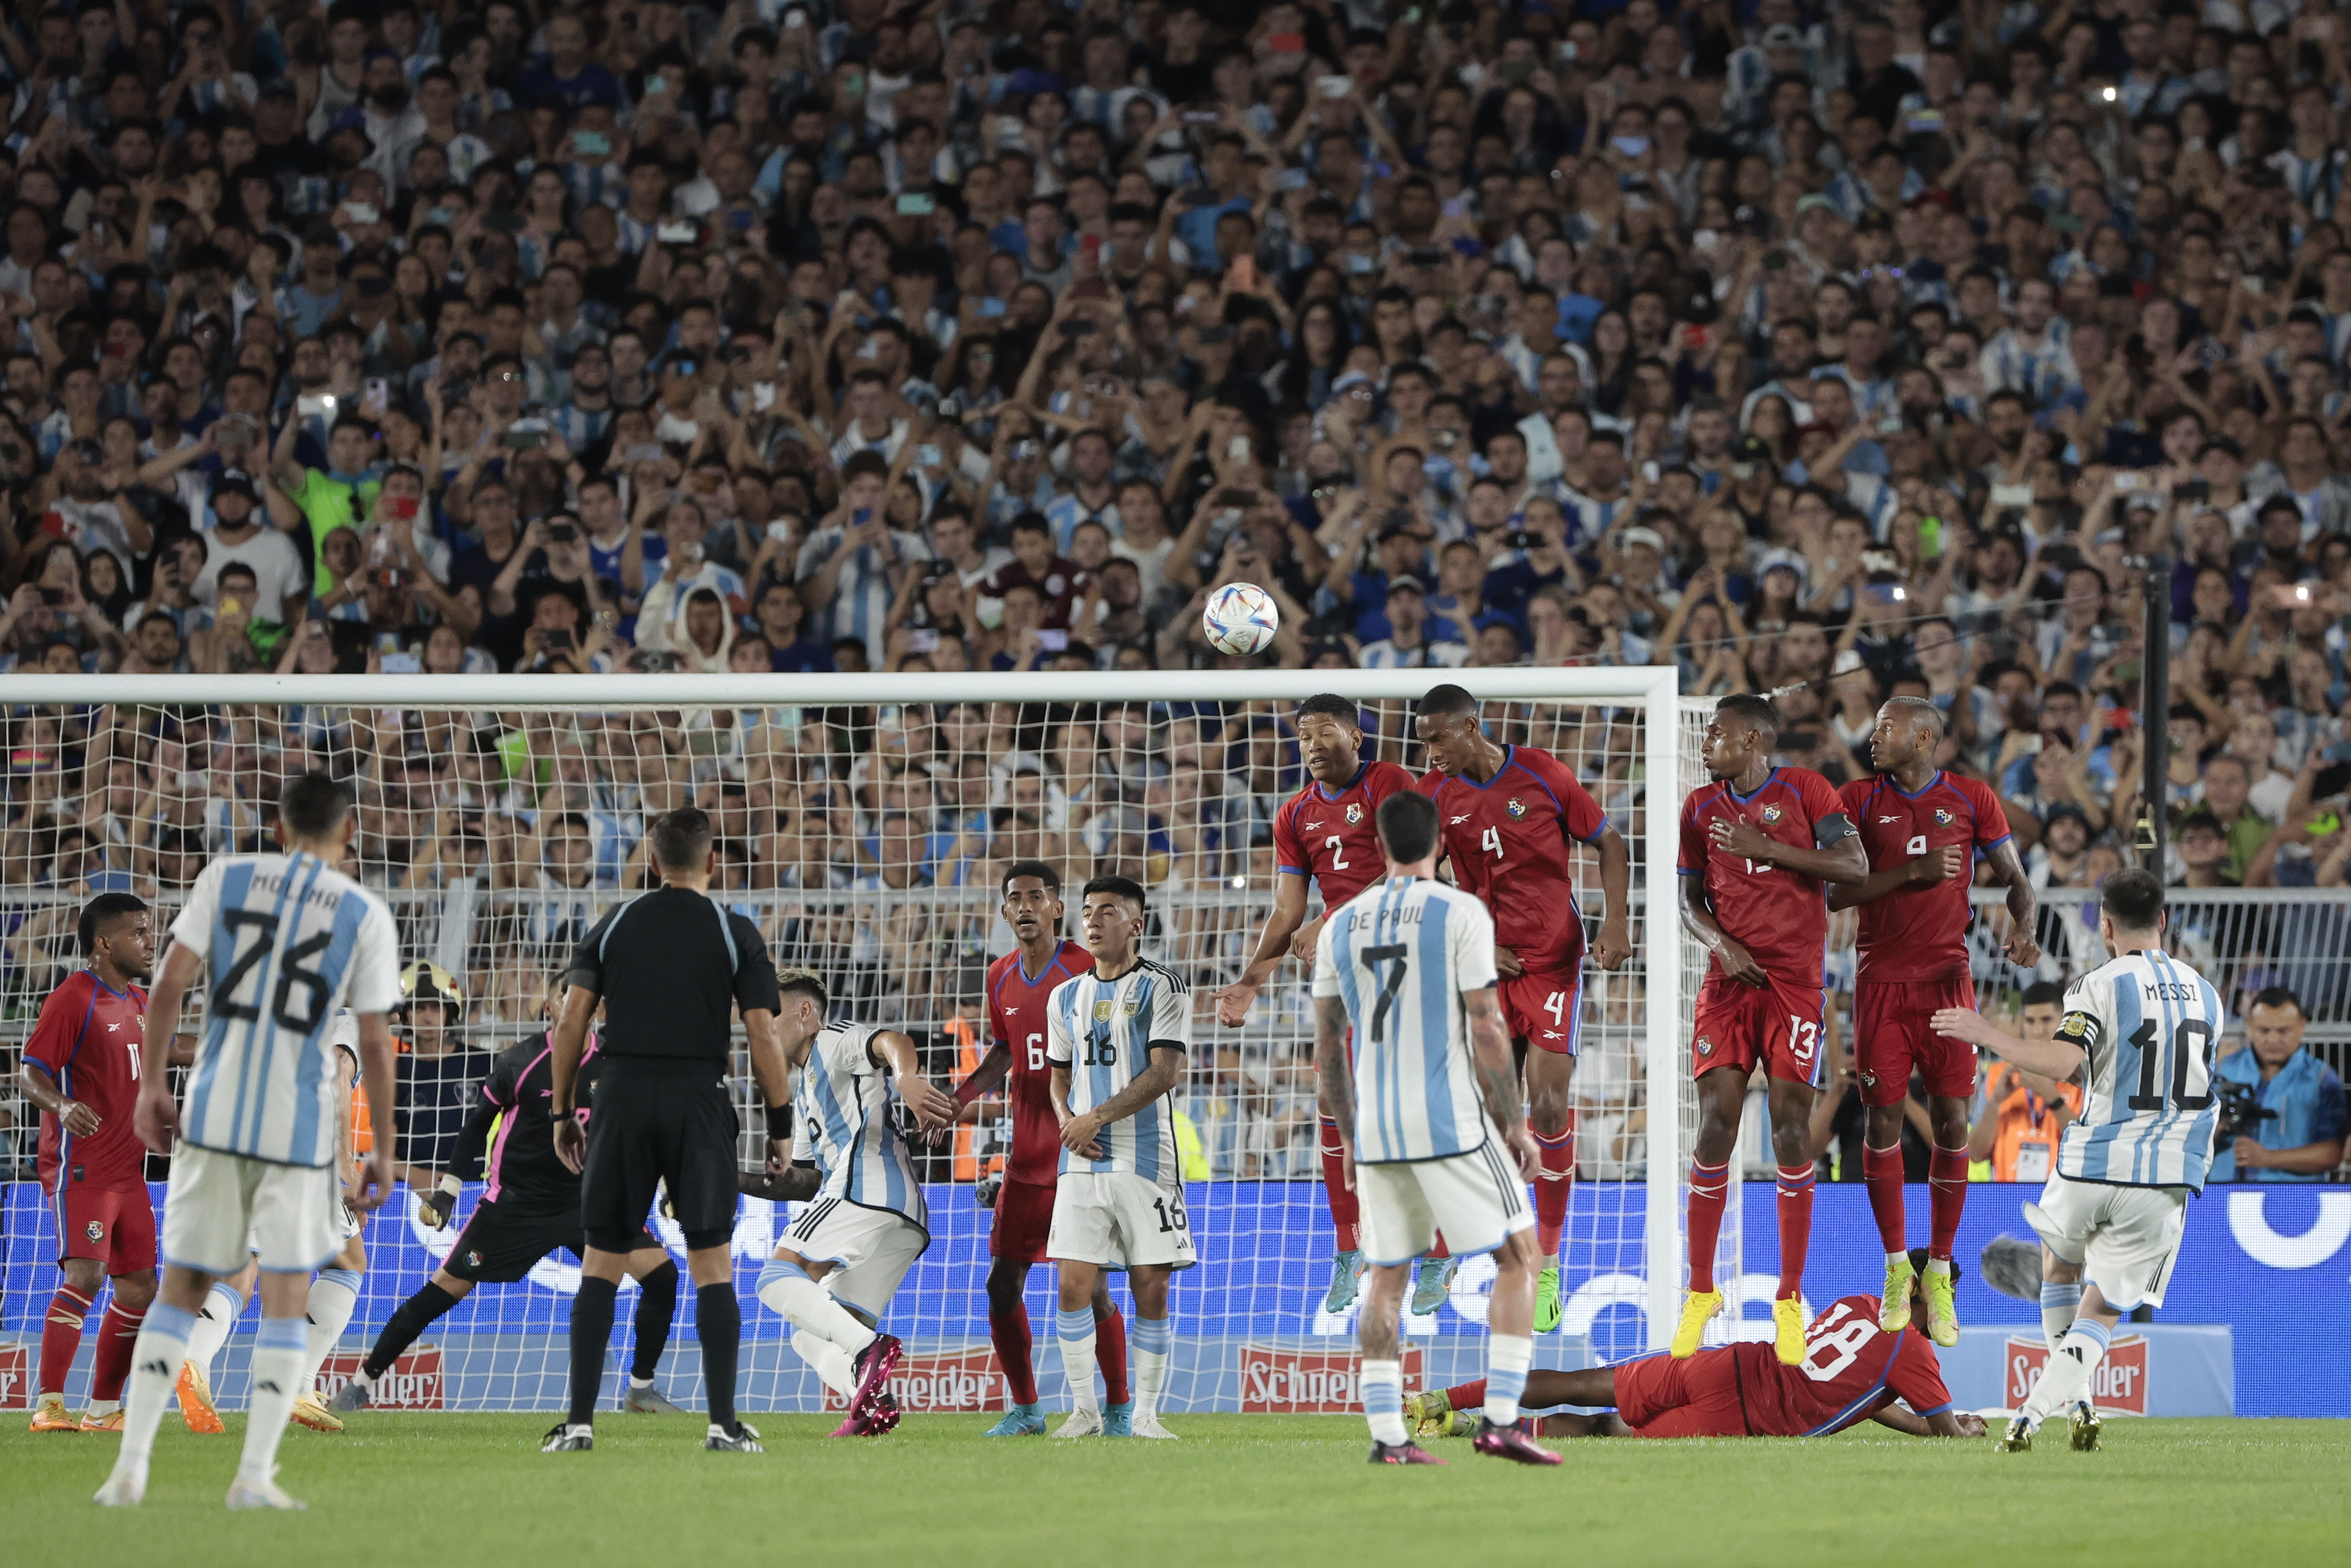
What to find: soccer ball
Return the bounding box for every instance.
[1202,583,1278,656]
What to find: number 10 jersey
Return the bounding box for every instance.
[2057,950,2226,1192]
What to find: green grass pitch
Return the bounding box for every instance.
[5,1414,2345,1564]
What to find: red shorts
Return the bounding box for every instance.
[1500,971,1583,1054]
[1692,974,1826,1086]
[1613,1347,1753,1438]
[1854,976,1978,1104]
[48,1181,157,1274]
[989,1176,1055,1264]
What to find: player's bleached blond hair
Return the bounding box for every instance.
[776,967,828,1009]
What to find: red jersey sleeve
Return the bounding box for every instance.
[1837,776,1872,821]
[1270,797,1308,880]
[1364,760,1418,807]
[1794,767,1857,845]
[1887,1331,1954,1416]
[1678,790,1709,875]
[1966,776,2014,850]
[23,971,97,1078]
[1527,749,1609,843]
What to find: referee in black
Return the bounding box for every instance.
[546,806,794,1454]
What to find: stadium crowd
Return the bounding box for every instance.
[2,0,2348,1183]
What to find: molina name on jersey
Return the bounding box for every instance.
[1272,759,1421,911]
[1678,767,1855,987]
[1046,958,1191,1184]
[1839,770,2012,981]
[985,940,1092,1187]
[2057,950,2226,1191]
[794,1018,930,1234]
[1312,876,1500,1165]
[174,850,403,1168]
[1419,745,1610,974]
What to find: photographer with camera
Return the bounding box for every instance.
[1965,982,2083,1183]
[2208,988,2348,1183]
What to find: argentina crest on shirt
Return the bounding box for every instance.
[1046,958,1191,1183]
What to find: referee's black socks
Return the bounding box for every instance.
[364,1281,462,1380]
[696,1282,739,1429]
[632,1261,679,1382]
[570,1275,620,1426]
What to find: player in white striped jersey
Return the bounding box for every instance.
[1932,868,2223,1454]
[1045,876,1194,1440]
[752,970,955,1437]
[1313,791,1554,1468]
[98,773,403,1512]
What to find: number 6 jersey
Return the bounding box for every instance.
[984,939,1093,1187]
[2056,949,2226,1191]
[1045,958,1190,1183]
[171,850,403,1168]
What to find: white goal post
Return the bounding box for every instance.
[3,667,1710,1410]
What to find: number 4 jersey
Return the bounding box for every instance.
[171,850,403,1168]
[1419,745,1610,975]
[984,940,1093,1186]
[2057,949,2226,1191]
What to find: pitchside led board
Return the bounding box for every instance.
[5,1182,2344,1415]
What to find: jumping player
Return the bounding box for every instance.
[334,982,685,1416]
[1675,694,1865,1364]
[21,894,157,1433]
[1215,694,1420,1312]
[1832,697,2039,1343]
[1415,684,1633,1333]
[1407,1252,1983,1441]
[948,861,1130,1437]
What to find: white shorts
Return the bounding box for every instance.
[1048,1171,1197,1272]
[243,1196,362,1258]
[1356,1143,1534,1267]
[2025,1171,2189,1311]
[785,1198,929,1321]
[164,1144,342,1276]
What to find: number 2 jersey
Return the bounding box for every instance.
[2056,950,2225,1192]
[984,939,1093,1186]
[1046,958,1191,1184]
[1272,759,1422,911]
[25,968,149,1191]
[1419,745,1610,975]
[1838,770,2012,982]
[1678,767,1856,988]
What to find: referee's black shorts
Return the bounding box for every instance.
[579,1057,741,1252]
[443,1200,659,1284]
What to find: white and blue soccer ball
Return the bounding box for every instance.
[1202,582,1279,656]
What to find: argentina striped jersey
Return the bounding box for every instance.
[1046,958,1190,1182]
[1312,876,1500,1164]
[173,852,402,1168]
[791,1018,928,1233]
[2056,948,2226,1192]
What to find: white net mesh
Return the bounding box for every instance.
[1,672,1693,1412]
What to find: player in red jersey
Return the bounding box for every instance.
[1676,694,1865,1364]
[1414,684,1632,1334]
[1216,694,1420,1313]
[949,860,1128,1436]
[18,895,158,1432]
[1832,697,2039,1344]
[1408,1252,1983,1441]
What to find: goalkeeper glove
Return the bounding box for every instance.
[419,1174,461,1230]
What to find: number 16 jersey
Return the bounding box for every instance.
[1046,958,1190,1184]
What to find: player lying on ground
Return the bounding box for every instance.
[1416,683,1633,1332]
[98,772,403,1512]
[947,861,1132,1436]
[750,969,956,1437]
[1676,693,1866,1364]
[1317,789,1560,1469]
[1829,696,2038,1346]
[1408,1251,1983,1441]
[22,893,162,1433]
[336,981,683,1416]
[1216,694,1419,1314]
[1930,868,2223,1455]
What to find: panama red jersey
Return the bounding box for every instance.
[1738,1295,1955,1436]
[1678,766,1854,988]
[1420,745,1610,974]
[26,969,150,1190]
[1271,759,1419,912]
[985,940,1092,1186]
[1839,771,2012,983]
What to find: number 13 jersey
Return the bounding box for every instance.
[1046,959,1190,1183]
[985,940,1093,1186]
[2057,950,2226,1192]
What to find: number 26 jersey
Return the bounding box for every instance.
[1046,958,1190,1184]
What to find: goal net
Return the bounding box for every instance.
[0,669,1720,1415]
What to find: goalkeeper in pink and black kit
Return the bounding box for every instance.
[950,859,1129,1437]
[332,995,682,1414]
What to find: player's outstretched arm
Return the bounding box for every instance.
[1217,871,1310,1025]
[547,983,600,1173]
[1464,987,1537,1180]
[1825,844,1965,912]
[872,1027,956,1128]
[1930,1008,2085,1082]
[1869,1405,1981,1437]
[1311,991,1356,1187]
[134,939,204,1152]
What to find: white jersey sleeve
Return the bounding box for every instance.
[1149,965,1191,1049]
[343,897,404,1015]
[168,859,225,961]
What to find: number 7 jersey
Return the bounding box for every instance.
[2057,949,2225,1191]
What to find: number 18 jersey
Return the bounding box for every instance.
[985,940,1092,1186]
[2057,949,2225,1192]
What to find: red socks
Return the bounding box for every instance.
[1445,1378,1487,1410]
[90,1301,145,1403]
[1318,1116,1359,1253]
[1096,1306,1131,1407]
[1927,1144,1970,1262]
[1533,1116,1576,1257]
[988,1304,1036,1407]
[38,1284,93,1396]
[1686,1160,1730,1293]
[1863,1141,1906,1253]
[1775,1163,1816,1300]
